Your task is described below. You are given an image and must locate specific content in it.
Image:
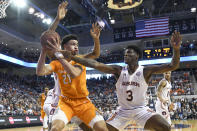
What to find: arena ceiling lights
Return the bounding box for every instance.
[12,0,27,8]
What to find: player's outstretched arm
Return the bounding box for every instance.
[80,23,102,59]
[144,31,182,80]
[70,55,122,76]
[48,1,68,31]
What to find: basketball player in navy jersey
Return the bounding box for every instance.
[49,30,181,131]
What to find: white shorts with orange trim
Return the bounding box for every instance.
[155,100,171,125]
[107,106,157,130]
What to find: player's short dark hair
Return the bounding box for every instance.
[125,45,142,58]
[61,34,78,49]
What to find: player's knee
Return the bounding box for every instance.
[93,121,108,131]
[159,123,171,131]
[51,120,65,131]
[51,125,63,131]
[94,126,108,131]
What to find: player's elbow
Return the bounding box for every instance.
[170,64,179,71]
[36,70,45,76]
[91,52,100,59]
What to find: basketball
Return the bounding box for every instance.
[40,30,61,47]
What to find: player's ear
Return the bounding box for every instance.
[136,54,139,60]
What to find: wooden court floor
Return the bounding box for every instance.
[1,120,196,131]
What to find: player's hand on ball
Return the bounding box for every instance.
[46,38,60,52]
[40,31,61,51]
[170,30,182,50]
[57,1,68,20]
[90,23,102,39]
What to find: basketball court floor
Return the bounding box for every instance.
[1,120,196,131]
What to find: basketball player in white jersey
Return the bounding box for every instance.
[55,30,182,131]
[156,71,174,125]
[43,88,57,131]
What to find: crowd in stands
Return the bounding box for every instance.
[171,98,197,120]
[0,70,196,121]
[0,72,54,116]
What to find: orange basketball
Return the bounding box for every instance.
[40,30,61,47]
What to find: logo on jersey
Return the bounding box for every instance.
[136,72,141,76]
[122,81,140,87]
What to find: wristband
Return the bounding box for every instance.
[54,52,64,59]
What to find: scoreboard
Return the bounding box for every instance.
[143,47,172,59]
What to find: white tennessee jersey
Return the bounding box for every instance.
[158,79,172,103]
[44,89,54,104]
[116,65,148,109]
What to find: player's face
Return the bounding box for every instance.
[164,71,171,80]
[124,49,138,64]
[63,40,79,55]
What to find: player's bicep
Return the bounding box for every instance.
[78,54,96,59]
[158,80,166,92]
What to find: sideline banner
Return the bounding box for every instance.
[0,116,42,128]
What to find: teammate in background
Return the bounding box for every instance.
[53,30,181,131]
[38,87,49,131]
[43,88,56,131]
[155,71,174,125]
[36,1,108,131]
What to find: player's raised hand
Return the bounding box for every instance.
[57,1,68,20]
[170,30,182,50]
[90,23,102,39]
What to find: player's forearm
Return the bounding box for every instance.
[91,38,100,58]
[169,48,180,70]
[36,50,47,76]
[157,92,165,103]
[57,58,81,78]
[71,56,98,69]
[48,17,60,31]
[158,95,165,103]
